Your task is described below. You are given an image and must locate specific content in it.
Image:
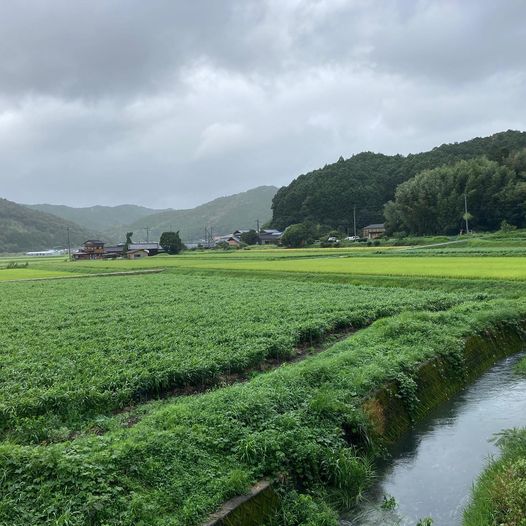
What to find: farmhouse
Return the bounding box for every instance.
[259,229,282,245]
[227,236,241,247]
[73,240,105,260]
[103,244,125,258]
[221,228,283,246]
[74,240,163,260]
[362,223,385,239]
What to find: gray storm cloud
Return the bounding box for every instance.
[0,0,525,207]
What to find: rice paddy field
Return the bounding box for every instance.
[1,238,526,525]
[0,268,75,281]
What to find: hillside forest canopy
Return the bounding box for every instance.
[270,130,526,236]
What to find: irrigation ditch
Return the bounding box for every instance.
[201,320,526,526]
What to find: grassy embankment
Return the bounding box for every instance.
[463,356,526,526]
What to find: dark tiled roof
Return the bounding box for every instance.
[129,242,160,250]
[363,224,385,229]
[104,246,124,253]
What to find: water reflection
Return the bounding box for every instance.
[342,353,526,525]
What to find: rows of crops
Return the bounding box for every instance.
[0,299,523,525]
[0,272,461,443]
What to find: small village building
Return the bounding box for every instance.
[258,229,282,245]
[127,249,149,259]
[226,236,242,247]
[128,242,162,256]
[103,244,125,258]
[73,240,105,260]
[232,229,250,237]
[213,234,241,247]
[362,223,386,239]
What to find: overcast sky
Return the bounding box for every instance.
[1,0,525,208]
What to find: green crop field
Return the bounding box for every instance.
[1,244,526,525]
[163,255,526,279]
[63,254,525,280]
[0,268,75,281]
[0,272,459,444]
[22,248,526,280]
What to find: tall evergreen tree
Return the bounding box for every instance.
[160,231,185,254]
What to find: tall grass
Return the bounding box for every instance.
[464,428,526,526]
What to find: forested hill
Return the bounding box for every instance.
[26,203,167,232]
[0,198,94,253]
[112,186,278,242]
[271,130,526,230]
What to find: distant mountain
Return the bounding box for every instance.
[26,203,167,232]
[0,198,95,253]
[271,130,526,230]
[114,186,279,242]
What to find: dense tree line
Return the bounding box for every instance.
[384,154,526,235]
[271,130,526,232]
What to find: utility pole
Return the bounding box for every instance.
[256,218,261,245]
[67,227,71,260]
[144,226,150,243]
[353,205,357,237]
[205,226,213,247]
[464,194,470,235]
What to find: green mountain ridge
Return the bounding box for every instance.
[114,186,278,242]
[271,130,526,231]
[4,186,278,252]
[0,198,97,253]
[26,203,168,232]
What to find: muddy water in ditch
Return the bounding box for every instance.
[341,352,526,526]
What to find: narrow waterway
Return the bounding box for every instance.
[341,352,526,526]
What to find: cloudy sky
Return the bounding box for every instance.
[1,0,525,208]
